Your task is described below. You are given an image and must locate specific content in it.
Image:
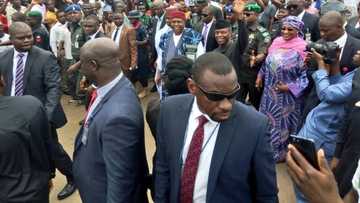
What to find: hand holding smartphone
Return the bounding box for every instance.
[289,135,319,170]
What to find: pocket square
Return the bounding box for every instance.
[356,101,360,107]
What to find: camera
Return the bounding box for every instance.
[306,41,339,64]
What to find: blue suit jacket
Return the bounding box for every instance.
[155,94,278,203]
[73,76,148,203]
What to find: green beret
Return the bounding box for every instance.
[27,11,42,18]
[244,2,262,13]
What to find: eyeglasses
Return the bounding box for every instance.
[196,83,240,101]
[244,12,254,17]
[201,13,209,17]
[287,4,298,10]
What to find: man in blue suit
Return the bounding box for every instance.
[73,38,149,203]
[155,52,278,203]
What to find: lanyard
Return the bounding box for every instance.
[180,122,220,165]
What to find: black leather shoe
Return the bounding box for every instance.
[57,182,76,200]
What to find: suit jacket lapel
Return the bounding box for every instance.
[4,49,14,95]
[74,77,126,152]
[23,48,35,91]
[340,37,353,67]
[206,112,237,201]
[173,96,194,200]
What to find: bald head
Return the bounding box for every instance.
[319,11,344,27]
[80,37,120,70]
[319,11,345,41]
[9,22,31,38]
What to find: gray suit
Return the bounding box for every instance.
[0,46,67,128]
[0,46,72,180]
[73,76,149,203]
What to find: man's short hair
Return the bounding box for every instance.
[11,12,26,22]
[84,14,100,25]
[191,52,234,83]
[165,56,193,95]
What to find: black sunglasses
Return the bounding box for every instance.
[244,12,254,17]
[201,13,209,17]
[287,4,298,10]
[196,83,240,101]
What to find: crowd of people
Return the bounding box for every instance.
[0,0,360,202]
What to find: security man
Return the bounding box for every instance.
[240,2,271,109]
[66,4,86,102]
[26,11,50,50]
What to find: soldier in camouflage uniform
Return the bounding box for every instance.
[239,2,272,109]
[66,4,86,101]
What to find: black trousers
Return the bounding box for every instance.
[50,125,73,182]
[238,82,262,110]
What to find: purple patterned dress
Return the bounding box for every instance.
[258,48,308,162]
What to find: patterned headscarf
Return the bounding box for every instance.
[282,16,304,32]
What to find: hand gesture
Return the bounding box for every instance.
[255,76,263,89]
[286,145,343,203]
[275,81,289,92]
[232,0,245,14]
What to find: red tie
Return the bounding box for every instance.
[84,90,97,123]
[180,115,208,203]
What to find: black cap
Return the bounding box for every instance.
[215,19,231,29]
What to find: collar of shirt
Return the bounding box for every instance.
[191,97,219,126]
[13,49,28,59]
[96,72,123,100]
[89,29,100,40]
[297,10,306,20]
[356,21,360,29]
[204,19,214,27]
[334,32,348,48]
[173,32,183,46]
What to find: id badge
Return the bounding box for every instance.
[75,41,79,49]
[81,126,89,146]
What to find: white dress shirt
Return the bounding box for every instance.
[297,10,306,21]
[50,22,72,59]
[11,49,28,96]
[182,98,220,203]
[156,14,165,32]
[89,29,101,40]
[85,72,123,124]
[334,32,348,60]
[111,25,123,47]
[201,19,214,47]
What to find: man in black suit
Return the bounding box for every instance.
[346,2,360,40]
[0,22,76,200]
[332,51,360,198]
[194,5,218,52]
[287,0,320,42]
[82,15,105,40]
[301,11,360,128]
[0,72,54,203]
[154,52,278,203]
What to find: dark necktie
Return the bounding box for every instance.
[112,27,120,41]
[84,89,97,124]
[15,53,25,96]
[180,115,208,203]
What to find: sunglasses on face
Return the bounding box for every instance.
[196,83,240,101]
[287,4,298,10]
[201,13,209,17]
[244,12,254,17]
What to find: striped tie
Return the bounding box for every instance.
[15,53,25,96]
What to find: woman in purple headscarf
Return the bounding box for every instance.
[255,16,309,162]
